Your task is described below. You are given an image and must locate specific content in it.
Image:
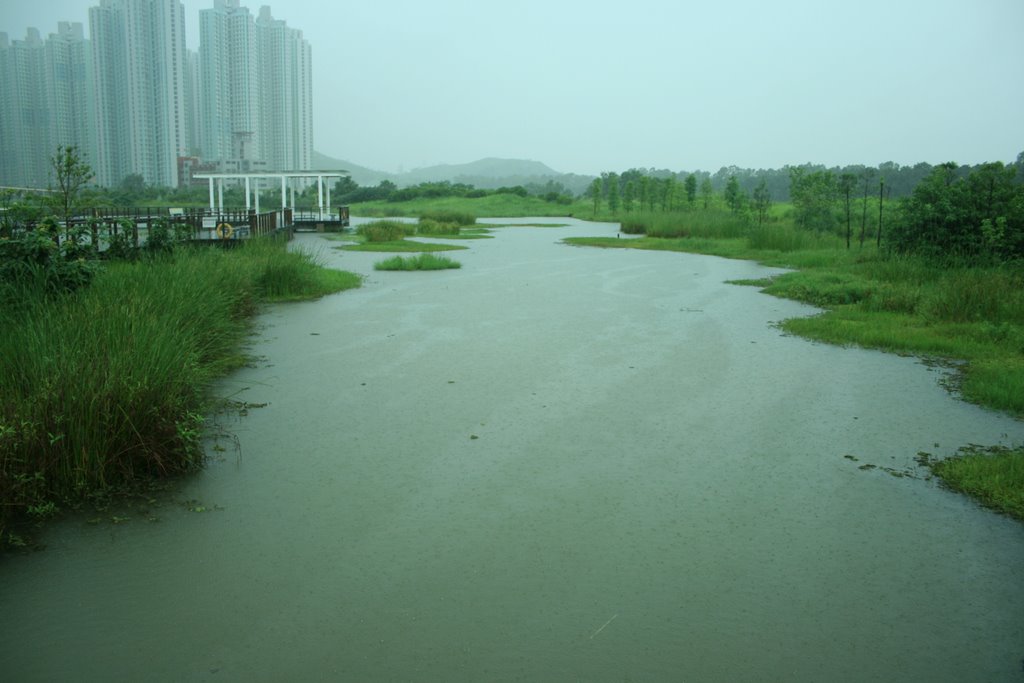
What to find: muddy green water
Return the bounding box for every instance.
[3,219,1023,682]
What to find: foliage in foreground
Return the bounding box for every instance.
[373,253,462,271]
[0,240,360,547]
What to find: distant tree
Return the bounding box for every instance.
[120,173,146,196]
[752,178,771,227]
[661,177,677,211]
[789,167,837,231]
[604,172,620,213]
[699,177,713,209]
[623,180,636,213]
[333,175,359,197]
[50,145,94,238]
[685,174,697,207]
[859,167,875,247]
[639,176,652,212]
[888,161,1024,259]
[586,178,602,214]
[838,173,856,248]
[724,175,741,213]
[877,177,887,248]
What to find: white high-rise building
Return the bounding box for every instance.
[46,23,94,173]
[0,29,51,187]
[199,0,260,165]
[198,2,312,172]
[90,0,188,188]
[256,6,312,171]
[0,1,313,189]
[184,48,201,157]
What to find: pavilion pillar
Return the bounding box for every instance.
[317,175,324,218]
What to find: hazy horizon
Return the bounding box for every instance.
[2,0,1022,176]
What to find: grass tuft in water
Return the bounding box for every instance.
[373,253,462,271]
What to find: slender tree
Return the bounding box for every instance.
[838,173,856,248]
[50,145,94,240]
[639,176,651,212]
[877,178,885,248]
[685,174,697,207]
[661,177,675,211]
[859,168,875,247]
[699,177,713,209]
[724,175,741,213]
[586,178,602,215]
[606,172,620,213]
[623,180,636,213]
[752,178,771,227]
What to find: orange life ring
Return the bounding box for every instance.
[215,222,234,239]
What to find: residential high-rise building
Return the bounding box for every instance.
[184,48,201,157]
[46,23,94,173]
[88,2,130,188]
[0,0,313,189]
[198,2,312,172]
[256,6,312,172]
[0,29,51,187]
[90,0,189,188]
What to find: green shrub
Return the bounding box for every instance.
[0,225,98,301]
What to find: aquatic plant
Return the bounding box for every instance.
[373,253,462,271]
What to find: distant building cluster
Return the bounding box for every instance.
[0,0,313,189]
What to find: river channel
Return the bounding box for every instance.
[2,218,1023,682]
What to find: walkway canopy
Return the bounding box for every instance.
[193,170,349,218]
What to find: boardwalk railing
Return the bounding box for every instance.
[5,204,350,250]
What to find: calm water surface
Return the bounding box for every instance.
[2,219,1023,682]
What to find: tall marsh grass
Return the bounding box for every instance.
[628,210,749,240]
[419,210,476,226]
[357,220,413,242]
[373,253,462,271]
[0,240,360,543]
[416,218,461,236]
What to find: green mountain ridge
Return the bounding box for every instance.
[311,151,593,194]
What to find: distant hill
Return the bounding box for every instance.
[311,152,594,195]
[310,151,392,186]
[400,157,559,184]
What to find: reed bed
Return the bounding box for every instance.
[0,240,359,543]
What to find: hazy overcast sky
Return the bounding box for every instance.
[3,0,1022,175]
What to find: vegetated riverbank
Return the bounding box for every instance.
[565,209,1024,520]
[0,239,361,548]
[351,193,590,218]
